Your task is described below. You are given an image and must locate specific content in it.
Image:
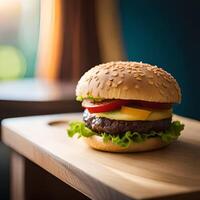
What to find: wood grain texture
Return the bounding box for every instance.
[2,114,200,200]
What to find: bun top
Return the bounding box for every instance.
[76,61,181,103]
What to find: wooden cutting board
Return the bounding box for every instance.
[2,113,200,200]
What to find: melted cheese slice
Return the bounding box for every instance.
[94,106,172,121]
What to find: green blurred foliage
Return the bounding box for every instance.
[0,45,26,80]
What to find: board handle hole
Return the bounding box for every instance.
[48,120,69,127]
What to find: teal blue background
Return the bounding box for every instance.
[119,0,200,120]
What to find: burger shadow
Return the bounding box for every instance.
[93,140,200,187]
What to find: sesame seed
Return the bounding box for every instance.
[155,82,159,87]
[136,77,142,81]
[112,72,118,77]
[159,90,165,95]
[162,82,168,88]
[108,77,113,81]
[134,65,140,68]
[112,82,118,87]
[166,78,172,83]
[106,81,112,86]
[148,80,154,85]
[105,70,109,74]
[148,75,154,78]
[117,80,123,85]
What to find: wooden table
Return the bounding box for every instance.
[0,79,81,120]
[2,114,200,200]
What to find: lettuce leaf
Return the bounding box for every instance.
[67,121,95,138]
[102,131,145,147]
[67,121,184,147]
[76,95,103,102]
[76,96,84,101]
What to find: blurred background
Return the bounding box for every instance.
[0,0,200,199]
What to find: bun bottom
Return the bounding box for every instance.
[84,136,172,153]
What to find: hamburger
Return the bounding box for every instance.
[67,61,184,152]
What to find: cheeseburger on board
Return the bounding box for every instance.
[67,61,184,152]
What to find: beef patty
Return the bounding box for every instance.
[83,110,172,135]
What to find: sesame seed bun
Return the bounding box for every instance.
[84,135,171,153]
[76,61,181,103]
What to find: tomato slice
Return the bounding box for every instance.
[82,99,172,113]
[82,99,130,113]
